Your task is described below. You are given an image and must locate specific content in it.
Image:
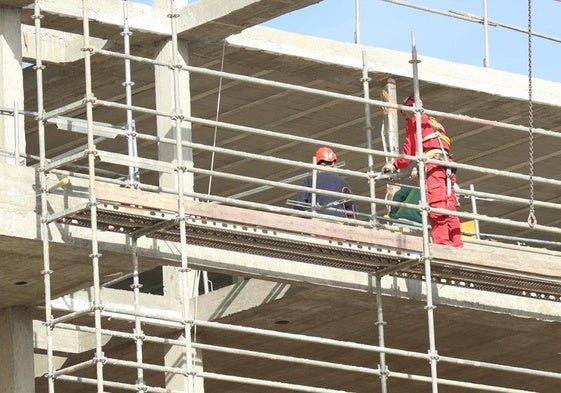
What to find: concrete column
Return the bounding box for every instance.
[162,266,205,392]
[163,265,199,301]
[164,331,205,392]
[0,307,35,393]
[0,6,26,166]
[154,39,194,193]
[382,78,399,155]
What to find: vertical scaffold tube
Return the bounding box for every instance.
[168,0,195,391]
[82,1,105,391]
[483,0,490,67]
[34,1,55,391]
[409,32,439,393]
[360,50,377,223]
[469,184,481,239]
[122,0,139,187]
[354,0,361,45]
[311,155,318,213]
[131,238,145,388]
[14,101,20,165]
[374,275,388,393]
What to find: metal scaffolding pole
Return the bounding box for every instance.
[122,0,140,187]
[34,1,56,392]
[373,275,388,393]
[483,0,490,67]
[131,238,145,389]
[168,0,195,391]
[81,0,105,391]
[360,50,378,224]
[409,31,440,392]
[14,101,21,165]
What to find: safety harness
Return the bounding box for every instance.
[423,117,455,197]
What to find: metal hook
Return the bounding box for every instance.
[527,211,537,228]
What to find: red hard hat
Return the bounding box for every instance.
[401,95,422,107]
[315,147,337,164]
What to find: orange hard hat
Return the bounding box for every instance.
[315,147,337,164]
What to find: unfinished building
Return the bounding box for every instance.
[1,0,561,392]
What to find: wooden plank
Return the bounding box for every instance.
[95,182,561,280]
[96,182,422,249]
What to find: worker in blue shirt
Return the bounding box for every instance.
[294,147,356,218]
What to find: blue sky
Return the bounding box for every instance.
[133,0,561,83]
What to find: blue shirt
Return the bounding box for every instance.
[295,171,356,217]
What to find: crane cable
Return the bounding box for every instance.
[526,0,537,228]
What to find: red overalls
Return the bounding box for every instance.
[393,114,463,247]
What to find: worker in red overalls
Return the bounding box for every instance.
[382,96,463,247]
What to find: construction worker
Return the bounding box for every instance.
[294,147,356,218]
[382,96,463,247]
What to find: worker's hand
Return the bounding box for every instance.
[381,161,396,174]
[409,167,418,180]
[386,184,399,197]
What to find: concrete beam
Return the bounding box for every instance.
[26,0,168,36]
[47,278,296,325]
[19,0,322,47]
[44,253,561,323]
[227,26,561,106]
[176,0,322,42]
[21,24,110,63]
[33,354,67,379]
[183,244,561,322]
[32,320,111,354]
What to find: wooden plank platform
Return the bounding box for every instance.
[51,182,559,300]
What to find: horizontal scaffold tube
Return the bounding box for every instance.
[91,48,558,139]
[52,319,551,392]
[93,98,561,190]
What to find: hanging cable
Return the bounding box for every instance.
[207,40,227,195]
[526,0,537,228]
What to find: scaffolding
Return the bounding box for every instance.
[0,0,560,392]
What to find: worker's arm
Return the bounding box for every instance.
[394,118,417,170]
